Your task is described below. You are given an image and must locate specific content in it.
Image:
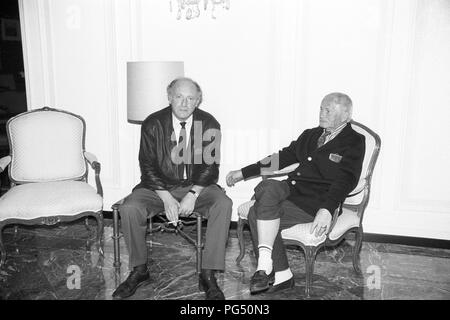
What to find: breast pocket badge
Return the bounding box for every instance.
[329,153,343,163]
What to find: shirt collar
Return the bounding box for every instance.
[172,113,193,130]
[324,121,348,135]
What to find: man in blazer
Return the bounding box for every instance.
[113,77,232,300]
[226,92,365,294]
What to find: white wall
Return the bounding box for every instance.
[19,0,450,240]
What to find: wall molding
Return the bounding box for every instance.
[37,0,56,107]
[102,0,121,188]
[18,0,32,108]
[363,0,394,211]
[396,0,450,213]
[271,0,309,141]
[394,0,419,213]
[128,0,142,61]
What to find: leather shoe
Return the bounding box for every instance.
[112,265,151,299]
[199,269,225,300]
[250,270,275,295]
[266,277,295,293]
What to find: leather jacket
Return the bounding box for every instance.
[134,106,221,191]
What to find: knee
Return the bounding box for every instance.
[118,200,144,220]
[209,193,233,220]
[254,179,281,200]
[218,194,233,212]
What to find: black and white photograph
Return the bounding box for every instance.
[0,0,448,309]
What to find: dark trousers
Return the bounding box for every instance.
[119,184,232,271]
[248,179,314,272]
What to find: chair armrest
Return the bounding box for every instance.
[0,156,11,173]
[84,151,99,168]
[260,163,300,178]
[327,204,342,237]
[84,151,103,197]
[347,179,366,197]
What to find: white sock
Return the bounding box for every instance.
[274,268,293,285]
[256,245,273,275]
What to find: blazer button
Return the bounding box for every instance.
[291,180,296,185]
[307,156,312,161]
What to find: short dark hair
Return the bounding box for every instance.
[167,77,203,105]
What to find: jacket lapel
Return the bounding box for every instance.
[167,108,177,150]
[309,127,324,153]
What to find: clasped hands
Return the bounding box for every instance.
[162,193,197,225]
[225,170,333,238]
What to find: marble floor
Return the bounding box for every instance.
[0,218,449,300]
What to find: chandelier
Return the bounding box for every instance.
[170,0,230,20]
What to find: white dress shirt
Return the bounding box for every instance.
[323,121,348,145]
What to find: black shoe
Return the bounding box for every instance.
[250,270,275,295]
[266,277,295,293]
[199,269,225,300]
[112,265,151,299]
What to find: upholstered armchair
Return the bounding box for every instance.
[0,107,104,268]
[235,120,381,297]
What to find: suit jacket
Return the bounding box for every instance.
[241,123,365,216]
[134,106,221,191]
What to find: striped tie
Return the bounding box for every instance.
[317,130,331,148]
[178,121,187,179]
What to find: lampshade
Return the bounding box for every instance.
[127,61,184,123]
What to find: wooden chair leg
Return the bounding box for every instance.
[196,214,203,275]
[149,217,153,236]
[147,214,163,239]
[146,216,153,247]
[95,212,104,256]
[0,223,5,268]
[112,207,121,268]
[353,227,363,274]
[236,218,246,265]
[304,246,319,298]
[250,225,258,261]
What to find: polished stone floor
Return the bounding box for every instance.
[0,218,449,300]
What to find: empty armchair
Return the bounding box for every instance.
[0,107,104,268]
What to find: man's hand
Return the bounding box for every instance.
[226,170,244,187]
[310,208,332,237]
[179,192,197,217]
[158,192,180,225]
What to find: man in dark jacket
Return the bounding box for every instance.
[226,92,365,294]
[113,77,232,300]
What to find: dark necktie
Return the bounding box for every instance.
[178,121,187,179]
[317,130,331,148]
